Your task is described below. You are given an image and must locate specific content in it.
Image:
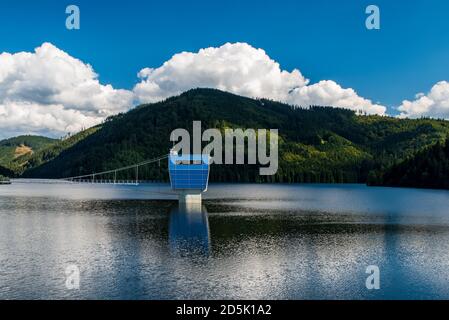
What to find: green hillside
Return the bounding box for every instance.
[368,139,449,189]
[0,135,57,175]
[23,126,101,174]
[22,88,449,183]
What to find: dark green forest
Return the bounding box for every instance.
[368,139,449,189]
[0,165,13,177]
[0,135,56,174]
[11,88,446,186]
[16,89,449,183]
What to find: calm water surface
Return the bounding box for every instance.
[1,180,449,299]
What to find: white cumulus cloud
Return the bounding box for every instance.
[0,42,402,140]
[133,42,386,115]
[287,80,386,115]
[0,42,133,139]
[398,81,449,119]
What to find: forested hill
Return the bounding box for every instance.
[22,88,449,183]
[0,135,57,174]
[368,139,449,189]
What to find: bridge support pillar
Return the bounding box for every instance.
[177,190,202,204]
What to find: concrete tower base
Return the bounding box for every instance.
[178,190,202,204]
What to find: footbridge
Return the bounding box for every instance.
[61,150,210,203]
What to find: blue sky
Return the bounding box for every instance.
[1,0,448,107]
[0,0,448,138]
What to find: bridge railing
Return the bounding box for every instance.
[61,154,169,185]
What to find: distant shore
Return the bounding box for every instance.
[0,176,11,184]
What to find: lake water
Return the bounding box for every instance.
[1,180,449,300]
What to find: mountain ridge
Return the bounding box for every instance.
[368,139,449,189]
[0,135,57,174]
[18,88,449,184]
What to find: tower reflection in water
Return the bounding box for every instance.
[168,203,210,256]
